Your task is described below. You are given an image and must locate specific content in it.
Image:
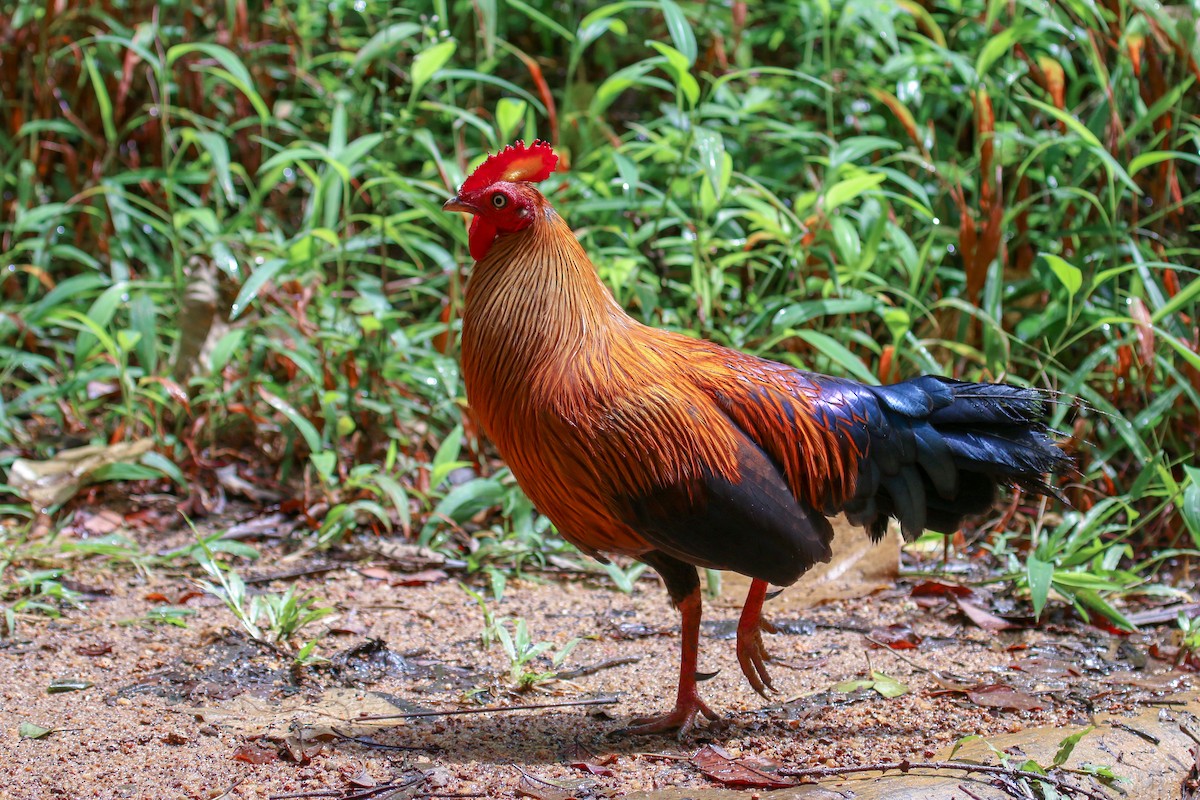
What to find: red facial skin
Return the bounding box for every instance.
[443,181,544,261]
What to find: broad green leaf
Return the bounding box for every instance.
[496,97,527,140]
[369,472,412,533]
[772,298,878,329]
[18,722,53,739]
[1053,725,1095,767]
[824,172,887,212]
[209,328,246,373]
[430,425,465,488]
[795,330,877,384]
[974,20,1038,78]
[258,386,323,453]
[1040,253,1082,295]
[647,40,698,106]
[1181,466,1200,549]
[166,43,269,119]
[433,478,505,524]
[140,451,185,486]
[659,0,696,64]
[231,258,288,320]
[193,131,235,202]
[310,451,336,482]
[592,60,658,116]
[352,22,421,69]
[1027,555,1054,618]
[411,40,457,98]
[82,52,116,143]
[693,127,726,197]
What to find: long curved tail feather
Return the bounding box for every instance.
[809,375,1071,540]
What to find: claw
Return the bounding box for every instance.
[736,579,777,696]
[620,693,718,738]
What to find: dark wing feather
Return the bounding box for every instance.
[620,427,834,587]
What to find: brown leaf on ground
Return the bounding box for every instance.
[965,684,1046,711]
[955,597,1016,631]
[345,767,376,788]
[569,761,615,777]
[911,580,973,599]
[361,541,452,570]
[391,569,449,586]
[78,509,125,536]
[9,438,154,509]
[691,744,796,790]
[866,624,922,650]
[1009,657,1081,678]
[231,743,277,764]
[359,566,393,581]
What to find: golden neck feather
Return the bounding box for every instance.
[461,209,629,408]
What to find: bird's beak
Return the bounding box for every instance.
[442,196,476,215]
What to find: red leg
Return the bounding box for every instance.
[622,587,718,736]
[736,578,777,696]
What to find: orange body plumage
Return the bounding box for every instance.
[444,141,1069,734]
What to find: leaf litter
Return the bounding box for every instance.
[2,510,1199,799]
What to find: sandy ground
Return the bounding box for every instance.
[0,523,1194,799]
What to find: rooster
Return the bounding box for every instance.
[442,140,1070,735]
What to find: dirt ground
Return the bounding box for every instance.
[1,517,1196,800]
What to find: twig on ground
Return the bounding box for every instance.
[555,655,641,679]
[863,636,934,674]
[268,774,424,800]
[244,565,342,584]
[778,760,1112,800]
[330,727,431,751]
[212,778,245,800]
[1108,720,1159,745]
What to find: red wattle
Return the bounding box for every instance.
[469,217,498,261]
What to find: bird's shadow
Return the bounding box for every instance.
[338,706,759,764]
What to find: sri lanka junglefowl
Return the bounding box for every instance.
[442,140,1070,735]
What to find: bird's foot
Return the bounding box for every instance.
[620,691,718,738]
[736,614,778,696]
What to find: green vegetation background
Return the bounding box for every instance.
[1,0,1198,627]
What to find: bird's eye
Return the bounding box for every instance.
[491,193,508,209]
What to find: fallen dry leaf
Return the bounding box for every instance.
[569,761,615,777]
[9,439,154,509]
[391,568,449,586]
[1010,657,1081,678]
[911,580,973,599]
[691,744,796,790]
[866,624,922,650]
[74,642,113,657]
[956,597,1016,631]
[231,743,277,764]
[965,684,1046,711]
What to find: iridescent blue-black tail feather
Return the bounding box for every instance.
[809,375,1071,541]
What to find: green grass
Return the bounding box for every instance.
[1,0,1197,625]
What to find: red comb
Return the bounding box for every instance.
[460,140,558,193]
